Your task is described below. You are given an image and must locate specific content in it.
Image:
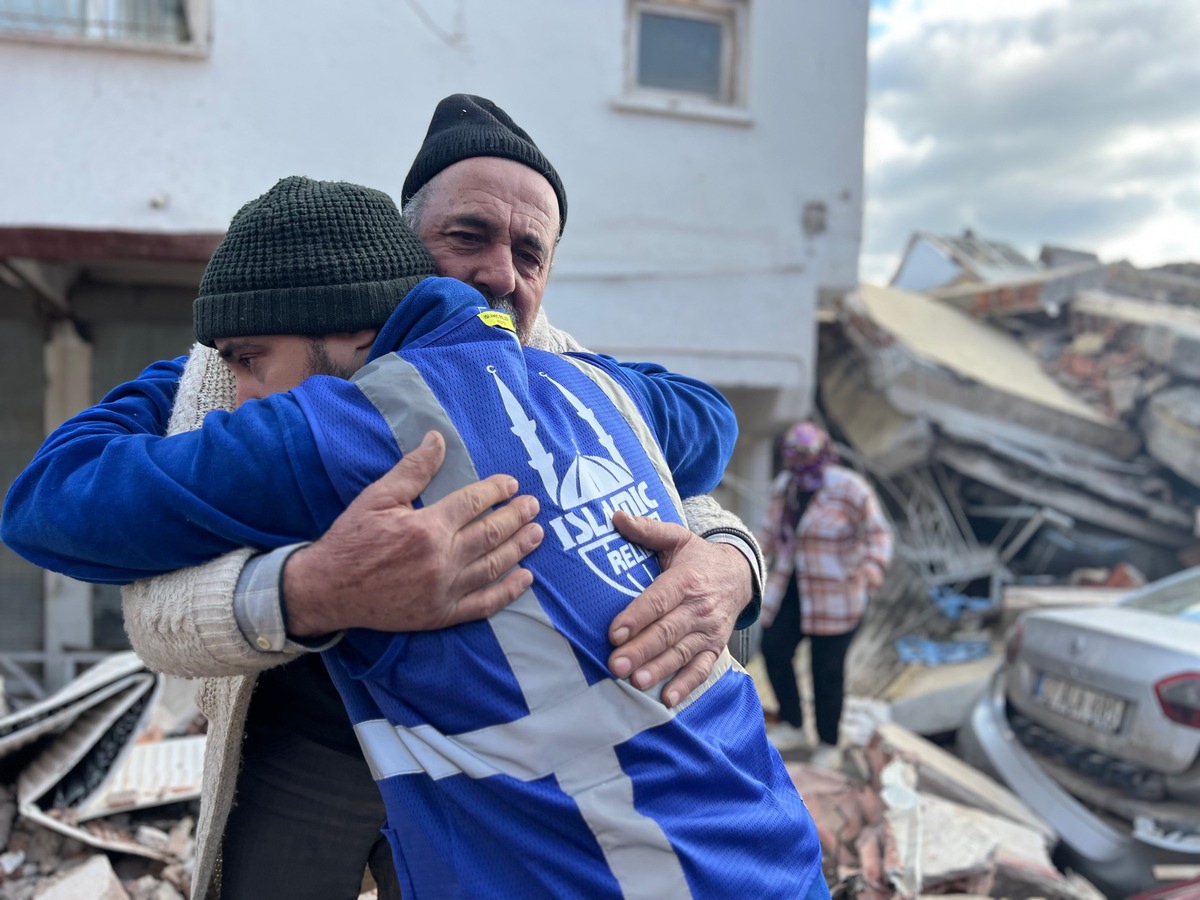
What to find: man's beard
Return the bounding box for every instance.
[306,338,358,380]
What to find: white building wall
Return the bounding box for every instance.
[0,0,868,522]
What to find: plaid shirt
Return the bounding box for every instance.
[761,466,893,635]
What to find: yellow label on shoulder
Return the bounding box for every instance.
[477,310,516,332]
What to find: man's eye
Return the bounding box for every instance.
[449,231,484,244]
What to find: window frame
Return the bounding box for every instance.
[0,0,210,57]
[615,0,751,125]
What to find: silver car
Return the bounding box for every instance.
[960,566,1200,897]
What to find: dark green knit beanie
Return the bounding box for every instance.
[402,94,567,235]
[193,176,438,347]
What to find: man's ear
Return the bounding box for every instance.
[324,328,380,369]
[349,328,379,353]
[348,328,379,368]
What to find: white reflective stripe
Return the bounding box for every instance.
[486,585,586,713]
[355,719,490,781]
[355,676,671,783]
[352,354,478,504]
[559,355,685,523]
[356,649,736,784]
[558,748,693,899]
[456,672,673,780]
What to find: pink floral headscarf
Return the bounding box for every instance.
[781,422,837,491]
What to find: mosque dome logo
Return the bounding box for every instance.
[489,365,658,597]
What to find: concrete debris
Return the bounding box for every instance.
[0,656,202,899]
[1130,876,1200,900]
[1144,386,1200,490]
[126,874,185,900]
[789,723,1104,899]
[883,656,999,738]
[821,252,1200,725]
[0,851,24,877]
[29,855,128,900]
[927,261,1106,319]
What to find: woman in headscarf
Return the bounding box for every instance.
[759,422,893,764]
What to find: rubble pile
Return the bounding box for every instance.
[821,254,1200,697]
[790,721,1105,900]
[0,655,203,899]
[0,655,394,899]
[0,795,191,900]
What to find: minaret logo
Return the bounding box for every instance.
[488,366,661,597]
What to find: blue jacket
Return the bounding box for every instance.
[2,279,734,583]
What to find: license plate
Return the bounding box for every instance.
[1033,673,1127,733]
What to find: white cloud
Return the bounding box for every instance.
[863,0,1200,284]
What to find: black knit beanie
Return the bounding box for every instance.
[402,94,567,235]
[193,176,438,347]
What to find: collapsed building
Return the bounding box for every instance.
[825,232,1200,699]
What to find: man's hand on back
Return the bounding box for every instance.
[283,431,543,637]
[607,512,751,708]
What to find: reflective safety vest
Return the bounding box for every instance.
[300,308,823,899]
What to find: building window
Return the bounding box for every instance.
[620,0,749,122]
[0,0,208,54]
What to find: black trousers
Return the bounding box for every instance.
[219,727,401,900]
[761,573,858,746]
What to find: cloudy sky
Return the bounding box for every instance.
[862,0,1200,284]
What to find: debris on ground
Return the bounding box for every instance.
[824,248,1200,710]
[0,654,202,899]
[789,721,1105,899]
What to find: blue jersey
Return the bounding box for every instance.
[297,301,823,899]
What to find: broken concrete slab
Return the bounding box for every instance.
[1071,290,1200,380]
[928,262,1106,319]
[1001,583,1131,614]
[844,284,1138,458]
[1106,263,1200,307]
[913,793,999,891]
[936,444,1195,548]
[872,723,1054,843]
[31,854,128,900]
[936,417,1191,532]
[883,656,999,737]
[1143,386,1200,490]
[820,353,934,476]
[786,729,1109,899]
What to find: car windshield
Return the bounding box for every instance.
[1122,571,1200,621]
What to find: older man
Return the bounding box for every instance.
[10,97,765,899]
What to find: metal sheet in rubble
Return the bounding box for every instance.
[5,656,206,861]
[0,674,149,758]
[76,733,205,821]
[15,675,174,860]
[0,652,145,756]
